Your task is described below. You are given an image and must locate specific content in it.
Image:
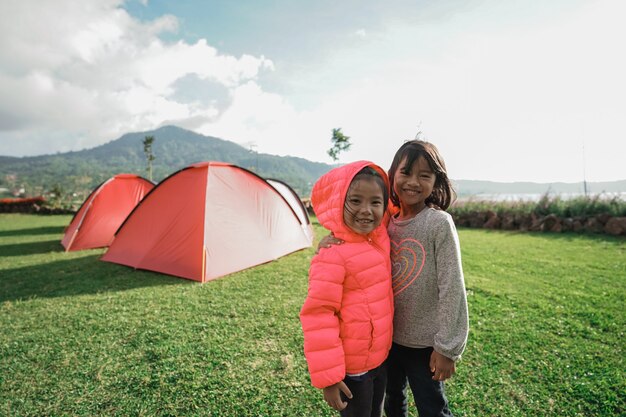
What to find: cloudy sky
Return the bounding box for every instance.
[1,0,624,183]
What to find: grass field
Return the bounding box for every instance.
[1,214,624,416]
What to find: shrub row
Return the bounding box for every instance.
[3,194,625,235]
[451,210,626,236]
[449,195,626,236]
[0,197,46,213]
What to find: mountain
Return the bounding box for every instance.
[453,179,626,197]
[0,126,334,197]
[1,125,624,200]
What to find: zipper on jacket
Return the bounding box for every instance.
[366,236,386,257]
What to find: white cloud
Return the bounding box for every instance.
[200,81,299,149]
[0,0,273,156]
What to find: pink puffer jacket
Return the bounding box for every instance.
[300,161,394,389]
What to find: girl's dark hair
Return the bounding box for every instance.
[349,166,389,211]
[388,140,456,210]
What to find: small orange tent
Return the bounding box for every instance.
[100,162,313,282]
[61,174,154,251]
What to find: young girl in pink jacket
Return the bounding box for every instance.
[319,142,469,417]
[300,161,394,417]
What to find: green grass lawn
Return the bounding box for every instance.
[1,214,624,416]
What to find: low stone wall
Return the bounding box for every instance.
[452,211,626,236]
[0,197,75,215]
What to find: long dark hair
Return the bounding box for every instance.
[388,140,456,210]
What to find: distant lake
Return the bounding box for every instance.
[458,192,626,202]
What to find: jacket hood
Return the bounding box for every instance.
[311,160,389,242]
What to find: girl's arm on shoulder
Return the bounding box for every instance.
[316,233,343,253]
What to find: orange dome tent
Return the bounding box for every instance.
[100,162,313,282]
[61,174,154,251]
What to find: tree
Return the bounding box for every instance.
[49,184,64,208]
[327,128,351,161]
[142,135,156,181]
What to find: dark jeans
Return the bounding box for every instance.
[384,343,453,417]
[339,363,387,417]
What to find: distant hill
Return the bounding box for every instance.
[0,125,334,197]
[0,125,624,201]
[454,179,626,198]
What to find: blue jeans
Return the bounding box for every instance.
[384,343,454,417]
[339,363,387,417]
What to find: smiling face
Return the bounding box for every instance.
[343,176,385,235]
[393,155,436,218]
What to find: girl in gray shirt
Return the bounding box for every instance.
[384,140,469,417]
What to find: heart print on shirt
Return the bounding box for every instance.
[391,238,425,296]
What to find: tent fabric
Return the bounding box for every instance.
[267,178,314,243]
[61,174,154,251]
[101,162,313,282]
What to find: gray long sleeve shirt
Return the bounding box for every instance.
[388,207,469,361]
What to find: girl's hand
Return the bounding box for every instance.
[316,234,344,254]
[322,381,353,411]
[429,350,456,381]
